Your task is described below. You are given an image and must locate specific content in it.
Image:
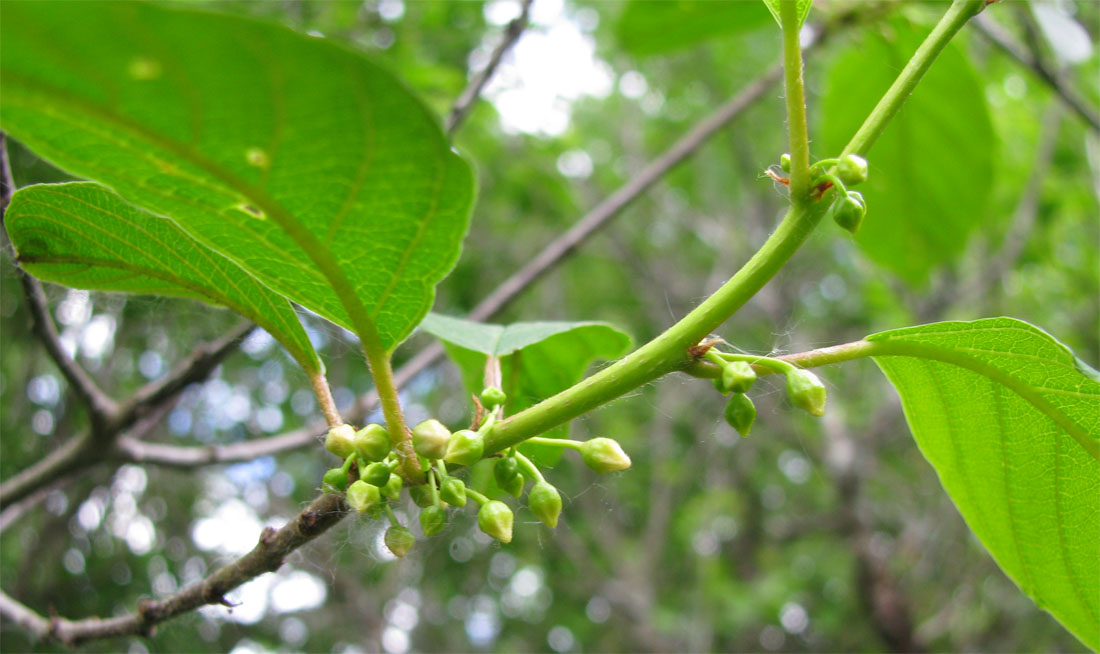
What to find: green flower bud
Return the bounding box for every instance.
[836,154,868,186]
[381,473,403,501]
[721,361,756,394]
[780,153,791,172]
[494,456,520,486]
[786,368,827,417]
[345,480,381,514]
[832,191,865,235]
[412,419,450,459]
[528,481,562,529]
[324,424,356,459]
[440,477,467,507]
[477,500,514,544]
[352,424,391,462]
[361,461,392,487]
[502,471,525,498]
[322,467,349,493]
[480,386,507,408]
[724,392,756,437]
[408,484,435,508]
[580,437,632,474]
[713,377,731,395]
[384,525,415,558]
[419,505,447,537]
[444,429,485,466]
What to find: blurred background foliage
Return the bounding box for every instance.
[1,0,1097,652]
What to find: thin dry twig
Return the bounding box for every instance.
[445,0,534,136]
[973,13,1099,133]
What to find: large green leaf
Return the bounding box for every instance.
[869,318,1099,649]
[820,27,995,284]
[420,313,632,464]
[5,182,321,373]
[0,2,475,352]
[616,0,773,56]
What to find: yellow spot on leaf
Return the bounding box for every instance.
[128,57,162,81]
[245,147,269,168]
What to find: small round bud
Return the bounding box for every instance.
[786,368,827,417]
[721,361,756,394]
[361,461,392,487]
[832,191,865,235]
[322,467,349,493]
[780,153,791,172]
[345,480,381,514]
[412,419,450,460]
[494,456,520,487]
[381,473,403,501]
[477,500,514,544]
[384,525,415,558]
[440,477,467,507]
[444,429,485,466]
[836,154,868,186]
[724,392,756,437]
[580,437,632,474]
[352,424,391,462]
[502,472,525,498]
[480,386,507,408]
[324,424,356,459]
[528,481,562,529]
[419,505,447,537]
[408,484,435,508]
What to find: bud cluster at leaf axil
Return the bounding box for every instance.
[317,383,632,559]
[778,152,869,234]
[703,344,828,436]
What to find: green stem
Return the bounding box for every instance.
[513,451,545,483]
[382,503,401,528]
[309,370,342,428]
[465,487,490,506]
[436,459,448,477]
[842,0,986,157]
[341,453,356,473]
[477,412,498,435]
[716,351,798,375]
[780,0,812,201]
[428,468,441,507]
[524,437,583,451]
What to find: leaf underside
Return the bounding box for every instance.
[870,318,1099,650]
[0,1,476,352]
[6,182,321,372]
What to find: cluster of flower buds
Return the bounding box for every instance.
[317,384,633,558]
[705,346,828,434]
[780,152,869,234]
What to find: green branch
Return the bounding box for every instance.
[842,0,987,157]
[780,0,812,200]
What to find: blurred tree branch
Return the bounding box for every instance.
[973,13,1099,132]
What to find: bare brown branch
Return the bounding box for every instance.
[973,13,1099,133]
[445,0,534,136]
[0,493,348,646]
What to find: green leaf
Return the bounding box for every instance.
[421,314,632,464]
[761,0,813,29]
[616,0,773,56]
[820,27,995,284]
[6,182,321,373]
[869,318,1099,649]
[0,1,475,352]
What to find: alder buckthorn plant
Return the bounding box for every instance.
[0,0,1097,651]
